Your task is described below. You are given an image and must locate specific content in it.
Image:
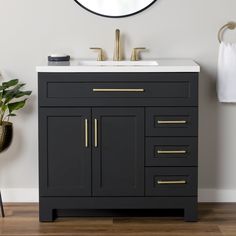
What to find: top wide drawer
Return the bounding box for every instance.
[38,72,198,107]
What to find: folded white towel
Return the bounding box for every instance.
[217,42,236,102]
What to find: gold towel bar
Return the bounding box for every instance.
[218,22,236,43]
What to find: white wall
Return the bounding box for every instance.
[0,0,236,202]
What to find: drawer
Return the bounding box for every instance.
[146,137,198,166]
[145,167,197,196]
[38,72,198,106]
[146,107,198,136]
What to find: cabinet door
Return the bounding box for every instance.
[92,108,144,196]
[39,108,91,196]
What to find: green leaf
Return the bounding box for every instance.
[2,79,19,89]
[0,79,31,123]
[14,90,32,98]
[8,100,26,113]
[3,83,26,103]
[2,104,7,112]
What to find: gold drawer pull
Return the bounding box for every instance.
[93,88,144,92]
[158,120,187,124]
[157,150,187,154]
[157,180,187,185]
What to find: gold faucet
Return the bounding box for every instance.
[113,29,121,61]
[130,47,146,61]
[90,47,104,61]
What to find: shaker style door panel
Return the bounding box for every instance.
[146,107,198,137]
[39,108,91,196]
[92,108,144,196]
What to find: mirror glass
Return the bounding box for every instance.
[74,0,157,18]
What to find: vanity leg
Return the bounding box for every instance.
[184,205,198,222]
[39,205,55,222]
[0,190,5,217]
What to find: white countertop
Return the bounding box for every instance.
[36,59,200,73]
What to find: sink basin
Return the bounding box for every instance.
[78,60,159,66]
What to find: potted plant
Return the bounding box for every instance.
[0,79,32,152]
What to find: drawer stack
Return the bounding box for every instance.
[145,107,198,198]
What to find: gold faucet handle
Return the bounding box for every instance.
[130,47,146,61]
[90,47,104,61]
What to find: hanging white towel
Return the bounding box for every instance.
[217,42,236,102]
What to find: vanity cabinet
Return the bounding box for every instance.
[38,67,199,222]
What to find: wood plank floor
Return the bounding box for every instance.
[0,203,236,235]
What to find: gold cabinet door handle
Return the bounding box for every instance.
[157,180,187,185]
[94,119,98,148]
[84,119,89,148]
[157,150,187,154]
[93,88,144,92]
[157,120,187,124]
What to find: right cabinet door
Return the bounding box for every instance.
[92,108,144,196]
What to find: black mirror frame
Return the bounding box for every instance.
[74,0,157,18]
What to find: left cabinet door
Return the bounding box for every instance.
[39,108,91,196]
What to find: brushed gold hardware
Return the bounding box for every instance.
[157,180,187,185]
[218,22,236,43]
[94,119,98,148]
[85,119,88,148]
[90,47,104,61]
[157,120,187,124]
[130,47,146,61]
[157,150,187,154]
[113,29,122,61]
[93,88,144,92]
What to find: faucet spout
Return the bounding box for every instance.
[113,29,121,61]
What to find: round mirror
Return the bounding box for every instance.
[74,0,157,18]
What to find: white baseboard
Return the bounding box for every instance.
[1,188,39,202]
[198,189,236,202]
[1,188,236,203]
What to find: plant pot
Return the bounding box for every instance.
[0,122,13,153]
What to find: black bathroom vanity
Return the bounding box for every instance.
[37,59,200,222]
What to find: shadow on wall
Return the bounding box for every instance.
[198,67,221,190]
[0,125,24,185]
[20,94,36,117]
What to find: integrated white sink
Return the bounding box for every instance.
[37,60,200,73]
[78,60,159,66]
